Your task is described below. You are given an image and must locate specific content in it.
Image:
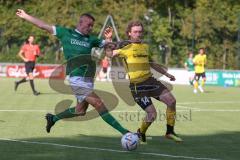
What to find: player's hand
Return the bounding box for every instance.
[104,26,113,41]
[165,73,176,81]
[23,58,28,62]
[16,9,27,18]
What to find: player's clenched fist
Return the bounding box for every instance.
[104,26,113,41]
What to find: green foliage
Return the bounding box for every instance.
[0,0,240,69]
[180,0,240,69]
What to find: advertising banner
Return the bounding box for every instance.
[6,64,65,79]
[206,71,240,87]
[1,63,239,87]
[0,63,7,77]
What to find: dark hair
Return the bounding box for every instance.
[125,21,144,38]
[25,38,29,44]
[25,35,34,44]
[80,13,95,21]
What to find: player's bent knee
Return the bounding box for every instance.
[151,112,157,121]
[92,99,104,109]
[146,111,157,122]
[28,73,34,79]
[168,98,176,109]
[77,111,86,116]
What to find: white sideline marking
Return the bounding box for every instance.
[0,109,51,112]
[177,105,201,110]
[0,109,240,112]
[0,100,240,113]
[178,101,240,105]
[141,152,220,160]
[191,109,240,112]
[0,138,220,160]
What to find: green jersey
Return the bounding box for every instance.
[185,58,194,71]
[53,25,103,77]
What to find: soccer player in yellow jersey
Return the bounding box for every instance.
[109,21,183,143]
[193,48,207,93]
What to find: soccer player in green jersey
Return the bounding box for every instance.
[16,9,129,135]
[184,51,195,85]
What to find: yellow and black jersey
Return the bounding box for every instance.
[115,43,152,83]
[193,54,207,73]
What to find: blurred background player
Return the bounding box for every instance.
[110,21,182,143]
[184,51,195,85]
[14,35,41,96]
[16,9,130,135]
[193,48,207,93]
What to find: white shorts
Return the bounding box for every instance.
[68,76,94,103]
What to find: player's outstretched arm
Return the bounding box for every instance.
[149,58,176,81]
[16,9,53,34]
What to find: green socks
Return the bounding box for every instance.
[53,107,78,122]
[52,107,129,135]
[190,80,194,85]
[100,111,129,135]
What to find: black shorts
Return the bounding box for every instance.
[102,67,107,73]
[194,72,206,81]
[25,61,35,74]
[129,77,168,110]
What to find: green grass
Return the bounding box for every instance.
[0,78,240,160]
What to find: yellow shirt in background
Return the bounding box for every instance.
[193,54,207,73]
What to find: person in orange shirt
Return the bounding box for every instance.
[14,35,41,95]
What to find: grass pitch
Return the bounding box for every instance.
[0,78,239,160]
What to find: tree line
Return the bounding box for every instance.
[0,0,240,69]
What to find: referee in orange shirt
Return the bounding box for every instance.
[15,35,41,95]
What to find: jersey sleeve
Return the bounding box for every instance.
[115,48,126,57]
[52,25,68,39]
[91,37,105,48]
[115,43,134,57]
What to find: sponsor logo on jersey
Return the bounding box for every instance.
[133,53,148,58]
[71,39,90,47]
